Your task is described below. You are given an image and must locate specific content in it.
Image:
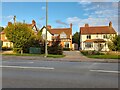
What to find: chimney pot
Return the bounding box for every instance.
[32,20,36,25]
[47,25,51,29]
[85,23,89,27]
[8,22,12,26]
[109,21,112,27]
[70,23,72,29]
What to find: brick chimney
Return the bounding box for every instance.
[70,23,72,29]
[85,23,89,27]
[32,20,36,25]
[8,22,12,26]
[109,21,112,27]
[47,25,51,29]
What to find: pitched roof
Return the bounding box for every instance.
[49,28,72,35]
[80,26,116,34]
[41,26,72,38]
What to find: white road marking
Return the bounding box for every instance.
[0,66,54,70]
[2,61,34,64]
[90,70,120,74]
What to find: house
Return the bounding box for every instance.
[80,21,116,51]
[0,30,13,48]
[0,20,38,48]
[27,20,38,33]
[41,24,72,49]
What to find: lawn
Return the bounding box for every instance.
[2,53,65,58]
[87,55,120,59]
[80,50,120,59]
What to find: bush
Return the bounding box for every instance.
[48,40,63,55]
[48,45,63,55]
[63,48,71,51]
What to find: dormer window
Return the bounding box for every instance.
[87,35,91,39]
[60,32,67,38]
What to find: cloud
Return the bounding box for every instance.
[66,17,81,24]
[56,20,68,26]
[78,0,119,2]
[78,1,91,5]
[84,6,96,11]
[66,16,118,32]
[2,15,14,22]
[41,6,46,10]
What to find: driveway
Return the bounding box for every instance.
[63,51,88,59]
[63,51,119,63]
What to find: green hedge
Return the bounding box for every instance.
[80,50,104,55]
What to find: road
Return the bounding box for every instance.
[1,58,119,88]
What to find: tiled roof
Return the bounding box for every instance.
[49,28,72,37]
[80,26,116,34]
[41,25,72,38]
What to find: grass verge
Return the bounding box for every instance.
[86,55,120,59]
[47,54,65,58]
[2,53,65,58]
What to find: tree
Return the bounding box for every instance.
[72,32,80,49]
[4,22,37,53]
[108,35,120,51]
[0,27,4,32]
[72,32,80,44]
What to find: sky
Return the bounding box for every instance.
[0,1,119,34]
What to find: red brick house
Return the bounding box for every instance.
[41,24,72,49]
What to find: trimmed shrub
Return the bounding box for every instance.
[48,40,63,55]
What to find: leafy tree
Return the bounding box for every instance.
[72,32,80,44]
[4,22,37,53]
[72,32,80,49]
[108,35,120,51]
[0,27,4,32]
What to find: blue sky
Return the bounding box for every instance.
[1,1,119,34]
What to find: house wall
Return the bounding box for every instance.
[0,33,13,48]
[2,42,13,48]
[80,34,116,51]
[42,28,52,41]
[60,40,72,49]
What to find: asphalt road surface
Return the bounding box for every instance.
[1,59,119,88]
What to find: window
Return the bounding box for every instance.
[87,35,91,39]
[60,32,67,38]
[103,34,109,39]
[6,43,8,47]
[54,34,59,37]
[85,42,93,48]
[65,42,69,48]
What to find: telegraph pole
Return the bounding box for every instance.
[45,0,48,57]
